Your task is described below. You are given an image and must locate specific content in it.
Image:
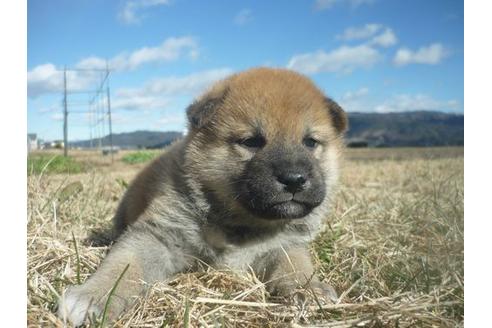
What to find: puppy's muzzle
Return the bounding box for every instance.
[236,149,326,220]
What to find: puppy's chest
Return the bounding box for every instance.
[202,225,308,270]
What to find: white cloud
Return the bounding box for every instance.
[234,9,252,26]
[112,68,233,112]
[157,116,185,126]
[337,24,397,48]
[339,87,371,112]
[314,0,375,11]
[28,37,199,97]
[76,36,199,71]
[287,44,382,74]
[342,87,369,101]
[38,105,59,114]
[50,113,64,122]
[112,96,170,111]
[338,90,461,113]
[117,68,233,98]
[118,0,171,25]
[393,43,448,66]
[337,24,382,41]
[75,57,108,70]
[27,63,100,97]
[27,64,62,97]
[374,94,460,113]
[369,28,397,47]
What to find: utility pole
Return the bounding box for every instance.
[89,103,93,149]
[107,85,114,163]
[97,97,102,150]
[105,62,114,163]
[63,67,68,157]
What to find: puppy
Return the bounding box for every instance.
[58,67,348,326]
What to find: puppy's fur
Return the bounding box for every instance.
[58,68,348,326]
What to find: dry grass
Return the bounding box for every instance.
[27,147,463,327]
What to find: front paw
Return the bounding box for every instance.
[308,281,338,303]
[272,280,338,306]
[58,285,104,327]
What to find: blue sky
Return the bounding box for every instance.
[27,0,464,141]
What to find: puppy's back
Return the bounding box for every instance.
[112,139,186,236]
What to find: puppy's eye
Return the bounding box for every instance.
[237,136,266,149]
[303,137,319,149]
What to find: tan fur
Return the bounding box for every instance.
[58,67,347,326]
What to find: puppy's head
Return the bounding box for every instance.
[185,68,347,222]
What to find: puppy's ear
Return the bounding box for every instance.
[324,97,348,135]
[187,85,229,129]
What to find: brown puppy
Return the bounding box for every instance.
[58,67,348,326]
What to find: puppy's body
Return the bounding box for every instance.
[58,68,347,326]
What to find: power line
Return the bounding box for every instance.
[62,62,114,161]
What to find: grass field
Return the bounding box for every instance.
[27,147,463,327]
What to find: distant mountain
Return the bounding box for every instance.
[345,111,464,147]
[70,130,183,149]
[69,111,464,149]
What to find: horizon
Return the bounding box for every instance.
[63,111,464,143]
[28,0,464,142]
[34,110,465,143]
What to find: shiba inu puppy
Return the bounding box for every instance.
[58,67,348,326]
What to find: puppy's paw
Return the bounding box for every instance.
[58,285,103,327]
[308,281,338,303]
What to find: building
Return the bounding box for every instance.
[27,133,38,153]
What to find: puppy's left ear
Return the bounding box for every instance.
[324,97,348,135]
[187,84,229,130]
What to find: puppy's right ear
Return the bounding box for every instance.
[186,85,229,129]
[324,97,348,135]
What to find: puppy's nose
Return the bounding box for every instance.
[276,172,308,193]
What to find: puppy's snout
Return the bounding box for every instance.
[276,171,309,193]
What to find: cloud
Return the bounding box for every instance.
[38,105,60,114]
[113,68,233,111]
[75,57,107,70]
[28,37,199,97]
[27,63,101,97]
[112,96,170,111]
[314,0,375,11]
[374,94,460,113]
[393,43,449,66]
[337,24,382,41]
[287,44,382,74]
[157,115,186,126]
[342,87,369,101]
[234,9,253,26]
[339,87,371,112]
[76,36,199,71]
[369,28,397,47]
[117,68,233,98]
[27,64,62,97]
[50,113,64,122]
[337,24,397,48]
[337,89,461,113]
[118,0,171,24]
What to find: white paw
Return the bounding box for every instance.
[58,286,102,327]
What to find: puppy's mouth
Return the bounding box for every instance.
[267,199,313,219]
[242,193,322,220]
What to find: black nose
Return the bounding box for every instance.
[276,172,308,193]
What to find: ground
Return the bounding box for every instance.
[27,147,463,327]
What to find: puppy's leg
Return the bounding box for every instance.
[58,221,193,326]
[261,247,337,302]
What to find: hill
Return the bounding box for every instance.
[70,130,183,149]
[345,111,463,147]
[69,111,464,149]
